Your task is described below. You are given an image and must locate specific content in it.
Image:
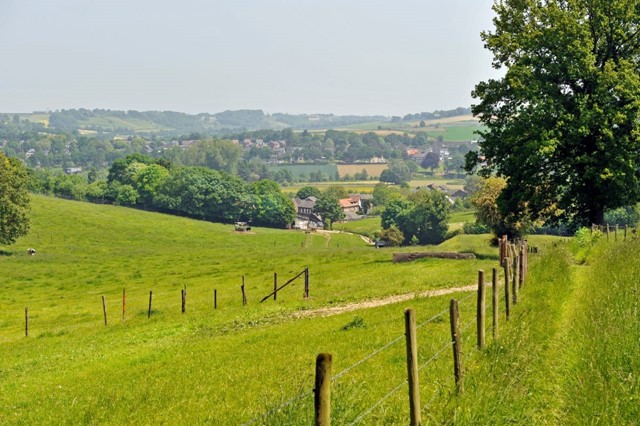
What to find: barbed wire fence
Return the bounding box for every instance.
[244,238,540,425]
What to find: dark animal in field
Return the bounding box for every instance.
[27,248,36,256]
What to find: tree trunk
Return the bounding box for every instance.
[590,207,605,226]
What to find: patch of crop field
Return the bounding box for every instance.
[410,178,465,191]
[1,195,534,423]
[18,113,50,126]
[337,163,388,178]
[78,116,172,132]
[269,163,338,179]
[283,181,379,194]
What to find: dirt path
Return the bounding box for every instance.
[293,284,476,318]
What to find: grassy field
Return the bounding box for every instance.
[336,163,388,178]
[269,164,338,179]
[1,195,510,424]
[283,181,379,195]
[334,115,485,142]
[437,236,639,424]
[5,196,633,424]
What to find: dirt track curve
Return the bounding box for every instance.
[292,284,476,318]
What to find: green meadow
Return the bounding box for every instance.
[2,196,635,424]
[1,195,503,424]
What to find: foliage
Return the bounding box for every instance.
[379,225,404,247]
[604,204,640,227]
[381,190,450,245]
[162,139,242,174]
[322,185,348,200]
[372,183,405,209]
[468,0,640,228]
[462,221,490,235]
[570,226,602,264]
[295,186,322,200]
[421,151,440,171]
[379,161,413,185]
[314,192,344,229]
[0,152,30,245]
[250,180,296,228]
[471,176,530,238]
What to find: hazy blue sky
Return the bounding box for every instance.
[0,0,500,116]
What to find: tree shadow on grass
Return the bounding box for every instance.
[0,249,14,257]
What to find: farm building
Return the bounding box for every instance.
[293,196,324,230]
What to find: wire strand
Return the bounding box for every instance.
[333,334,404,381]
[416,306,449,330]
[242,389,313,426]
[349,379,407,425]
[418,340,452,372]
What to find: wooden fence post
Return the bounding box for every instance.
[241,276,247,306]
[615,224,618,241]
[214,289,218,309]
[625,224,628,240]
[519,245,525,289]
[102,295,107,326]
[274,272,278,301]
[148,291,153,318]
[513,253,519,304]
[25,307,29,337]
[504,260,511,320]
[492,268,499,340]
[450,299,463,394]
[122,288,126,321]
[304,267,310,299]
[181,289,186,314]
[404,309,421,426]
[477,270,486,349]
[315,353,332,426]
[607,224,610,241]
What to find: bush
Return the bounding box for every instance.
[570,227,602,264]
[462,221,490,234]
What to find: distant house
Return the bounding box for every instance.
[423,184,455,206]
[339,195,363,221]
[339,196,361,213]
[451,190,468,200]
[65,167,83,174]
[293,196,324,230]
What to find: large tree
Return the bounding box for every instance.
[467,0,640,227]
[0,153,31,245]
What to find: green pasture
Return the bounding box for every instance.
[5,195,629,424]
[78,116,172,133]
[333,216,381,238]
[269,163,338,179]
[1,195,510,424]
[283,181,378,194]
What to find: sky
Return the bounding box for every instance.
[0,0,501,116]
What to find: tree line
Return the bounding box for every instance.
[29,154,296,229]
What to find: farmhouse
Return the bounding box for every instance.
[293,196,324,230]
[339,195,363,221]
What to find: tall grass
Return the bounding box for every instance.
[429,237,639,424]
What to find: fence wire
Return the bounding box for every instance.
[242,389,313,426]
[418,340,452,372]
[416,306,449,330]
[348,378,407,425]
[333,333,405,382]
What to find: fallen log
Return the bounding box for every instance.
[393,252,476,263]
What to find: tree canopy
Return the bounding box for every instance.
[381,190,450,245]
[0,152,30,245]
[467,0,640,227]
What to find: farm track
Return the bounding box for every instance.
[292,284,476,318]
